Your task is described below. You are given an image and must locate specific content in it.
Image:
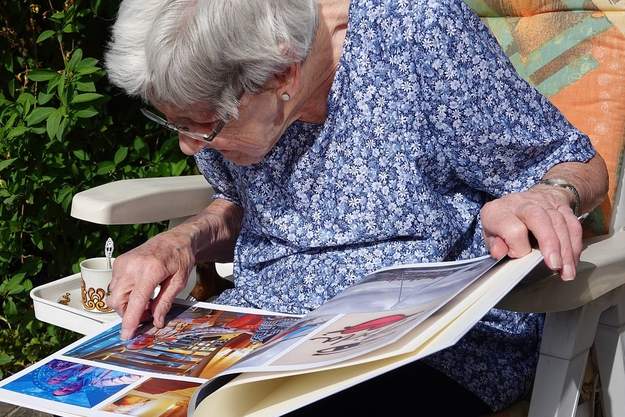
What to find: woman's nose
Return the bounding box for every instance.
[178,134,207,155]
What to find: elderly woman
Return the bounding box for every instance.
[106,0,608,414]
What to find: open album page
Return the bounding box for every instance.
[222,256,497,373]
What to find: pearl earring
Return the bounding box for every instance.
[281,93,291,102]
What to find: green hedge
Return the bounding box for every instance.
[0,0,196,378]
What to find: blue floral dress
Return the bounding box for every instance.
[195,0,595,410]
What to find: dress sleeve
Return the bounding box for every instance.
[420,0,596,197]
[193,148,241,205]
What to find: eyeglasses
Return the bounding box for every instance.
[140,108,226,144]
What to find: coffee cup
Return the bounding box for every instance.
[80,257,114,313]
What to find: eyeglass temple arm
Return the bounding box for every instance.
[140,108,180,132]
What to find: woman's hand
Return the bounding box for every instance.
[107,224,199,340]
[482,155,608,279]
[107,199,243,340]
[480,185,582,281]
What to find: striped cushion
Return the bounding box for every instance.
[465,0,625,235]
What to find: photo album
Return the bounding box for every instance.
[0,251,544,417]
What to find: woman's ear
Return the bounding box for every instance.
[266,63,302,98]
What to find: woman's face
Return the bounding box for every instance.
[156,89,291,165]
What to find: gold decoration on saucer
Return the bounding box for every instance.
[80,279,114,313]
[57,292,71,305]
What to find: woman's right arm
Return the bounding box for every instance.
[107,199,243,339]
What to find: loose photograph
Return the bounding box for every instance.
[1,359,140,408]
[100,378,200,417]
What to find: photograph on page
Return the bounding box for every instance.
[64,304,300,379]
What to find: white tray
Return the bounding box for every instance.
[30,273,118,335]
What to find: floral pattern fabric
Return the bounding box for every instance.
[194,0,595,410]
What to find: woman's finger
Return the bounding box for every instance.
[121,285,154,340]
[485,236,508,260]
[558,206,583,264]
[546,209,575,281]
[109,258,134,314]
[150,277,185,328]
[482,205,532,259]
[107,282,128,316]
[515,204,562,269]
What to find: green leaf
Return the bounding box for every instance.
[133,136,147,151]
[3,113,18,130]
[57,73,66,103]
[76,66,101,76]
[31,234,44,250]
[3,298,17,317]
[171,159,188,176]
[96,161,116,175]
[4,273,25,295]
[46,108,63,140]
[28,69,57,82]
[57,117,68,140]
[72,150,89,161]
[133,136,150,159]
[55,186,73,207]
[25,107,55,126]
[8,78,16,97]
[67,48,83,70]
[50,11,65,22]
[75,108,98,118]
[17,92,36,105]
[0,352,13,367]
[36,30,55,43]
[46,77,60,94]
[7,126,28,139]
[79,58,99,67]
[38,92,55,105]
[71,93,104,104]
[0,158,17,172]
[75,81,96,92]
[114,147,128,165]
[92,0,103,13]
[17,92,36,115]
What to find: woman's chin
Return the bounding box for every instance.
[222,151,264,166]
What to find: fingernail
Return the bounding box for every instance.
[549,254,562,270]
[562,264,576,281]
[120,329,130,340]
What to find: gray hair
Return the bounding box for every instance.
[105,0,318,120]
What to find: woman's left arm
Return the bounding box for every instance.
[481,153,609,280]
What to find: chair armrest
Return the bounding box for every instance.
[497,230,625,313]
[70,175,213,225]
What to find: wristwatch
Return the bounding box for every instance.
[538,178,582,217]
